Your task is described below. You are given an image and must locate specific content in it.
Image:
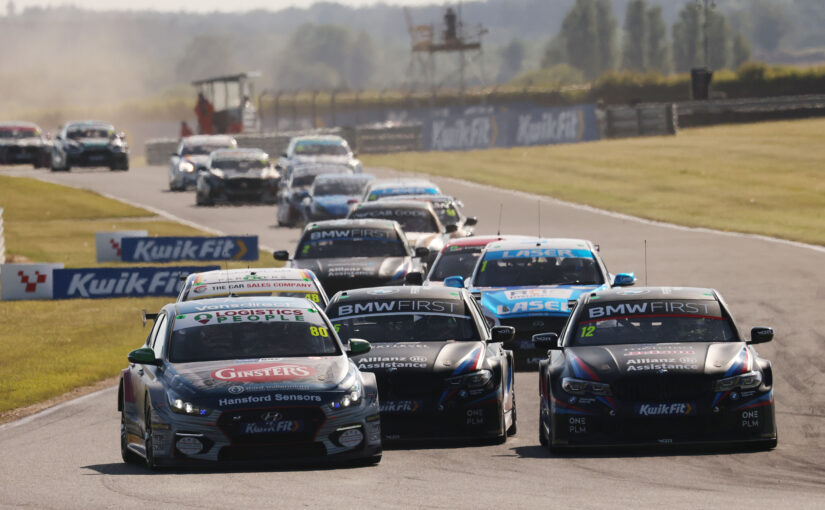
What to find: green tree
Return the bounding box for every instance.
[750,0,792,52]
[646,5,671,74]
[498,38,526,83]
[541,34,566,69]
[731,31,752,69]
[595,0,618,74]
[622,0,647,72]
[559,0,616,80]
[706,9,731,70]
[672,3,702,72]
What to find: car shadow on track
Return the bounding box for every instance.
[511,443,773,459]
[82,460,379,475]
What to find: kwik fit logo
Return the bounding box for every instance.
[636,403,694,416]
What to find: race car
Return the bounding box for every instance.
[50,120,129,171]
[0,121,51,168]
[361,178,441,203]
[278,135,362,173]
[325,286,517,442]
[445,238,635,369]
[169,135,237,191]
[178,268,330,307]
[425,236,531,286]
[273,219,428,296]
[346,200,454,266]
[378,194,477,238]
[534,286,777,451]
[195,148,279,205]
[276,163,354,227]
[301,173,375,223]
[118,296,382,468]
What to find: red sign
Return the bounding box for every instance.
[211,363,315,382]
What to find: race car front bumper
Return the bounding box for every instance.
[201,176,279,204]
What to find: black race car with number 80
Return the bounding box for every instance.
[325,285,517,443]
[534,287,777,451]
[118,296,382,468]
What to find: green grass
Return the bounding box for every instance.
[362,118,825,246]
[0,176,280,414]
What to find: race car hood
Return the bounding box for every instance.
[563,342,752,380]
[0,138,42,147]
[480,284,607,318]
[182,155,210,168]
[74,137,112,148]
[221,167,269,179]
[293,154,352,167]
[293,256,411,282]
[311,195,356,216]
[165,356,351,404]
[351,340,486,375]
[405,232,444,252]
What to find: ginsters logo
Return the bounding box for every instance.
[211,363,315,383]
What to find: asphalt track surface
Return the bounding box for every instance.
[2,164,825,509]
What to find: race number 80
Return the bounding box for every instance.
[310,326,329,337]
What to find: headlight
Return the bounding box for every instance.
[331,378,362,410]
[209,167,225,179]
[110,143,124,152]
[561,377,612,396]
[179,160,195,173]
[167,392,210,416]
[446,369,493,389]
[713,370,763,392]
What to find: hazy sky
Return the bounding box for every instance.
[11,0,445,12]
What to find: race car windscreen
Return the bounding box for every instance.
[314,179,368,196]
[67,127,113,139]
[212,158,267,171]
[295,227,407,259]
[430,248,483,281]
[349,208,439,233]
[168,307,340,362]
[183,144,232,156]
[328,298,480,342]
[0,127,38,139]
[182,280,324,304]
[294,141,348,156]
[570,299,737,346]
[475,249,604,287]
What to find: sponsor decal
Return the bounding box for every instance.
[52,266,219,299]
[366,288,400,295]
[568,416,587,434]
[635,403,695,417]
[212,363,315,383]
[504,288,575,301]
[379,400,422,413]
[227,385,244,394]
[585,300,721,320]
[352,208,429,219]
[334,299,461,316]
[338,428,364,448]
[175,309,311,328]
[625,358,700,372]
[357,356,428,369]
[484,248,592,260]
[243,420,303,434]
[1,263,64,301]
[741,409,760,428]
[466,408,484,425]
[94,230,147,262]
[497,299,569,315]
[308,228,393,240]
[120,236,258,262]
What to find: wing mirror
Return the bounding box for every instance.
[464,216,478,226]
[273,250,290,261]
[414,247,431,259]
[444,224,458,234]
[749,327,774,344]
[444,275,464,289]
[128,347,160,365]
[490,326,515,343]
[346,338,371,356]
[612,273,636,286]
[532,332,560,351]
[405,271,424,286]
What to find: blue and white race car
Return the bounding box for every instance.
[445,238,635,369]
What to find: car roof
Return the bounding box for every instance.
[443,235,533,250]
[376,193,455,203]
[183,135,236,145]
[484,237,594,253]
[0,121,39,129]
[304,218,401,230]
[586,286,718,302]
[332,285,466,303]
[66,120,114,128]
[187,268,315,285]
[292,135,347,144]
[174,295,317,315]
[367,178,439,190]
[314,173,374,182]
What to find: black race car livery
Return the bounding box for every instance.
[325,286,517,442]
[275,219,427,296]
[0,122,51,168]
[118,296,381,468]
[535,287,777,451]
[196,148,279,205]
[51,120,129,171]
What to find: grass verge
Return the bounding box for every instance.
[0,175,280,415]
[363,118,825,246]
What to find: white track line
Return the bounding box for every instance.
[0,386,117,432]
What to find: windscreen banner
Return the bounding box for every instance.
[119,236,258,262]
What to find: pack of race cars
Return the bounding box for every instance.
[117,133,777,469]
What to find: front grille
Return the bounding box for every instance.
[218,442,327,461]
[499,316,568,339]
[321,276,389,296]
[217,406,326,445]
[612,375,709,402]
[226,178,264,193]
[376,370,443,400]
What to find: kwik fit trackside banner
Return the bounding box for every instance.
[1,263,219,300]
[95,232,258,262]
[120,236,258,262]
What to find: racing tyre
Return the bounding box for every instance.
[196,192,213,207]
[538,414,548,447]
[352,454,382,467]
[506,391,518,436]
[143,400,158,470]
[120,402,142,465]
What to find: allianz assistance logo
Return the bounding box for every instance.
[18,270,48,293]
